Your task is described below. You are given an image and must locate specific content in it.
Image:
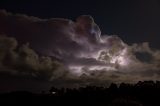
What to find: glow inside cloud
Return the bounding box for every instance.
[0,10,160,88]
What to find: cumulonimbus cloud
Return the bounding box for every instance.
[0,9,160,90]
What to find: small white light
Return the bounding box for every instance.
[52,92,56,94]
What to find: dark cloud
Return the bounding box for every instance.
[0,10,160,92]
[134,52,153,63]
[0,10,100,58]
[0,36,68,80]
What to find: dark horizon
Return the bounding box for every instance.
[1,81,160,106]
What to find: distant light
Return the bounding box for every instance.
[51,92,56,94]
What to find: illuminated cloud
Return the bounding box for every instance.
[0,10,160,90]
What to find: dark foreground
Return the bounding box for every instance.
[1,81,160,106]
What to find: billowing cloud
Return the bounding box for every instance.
[0,35,68,80]
[0,10,160,91]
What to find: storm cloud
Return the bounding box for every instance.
[0,10,160,91]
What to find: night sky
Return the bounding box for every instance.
[0,0,160,92]
[1,0,160,48]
